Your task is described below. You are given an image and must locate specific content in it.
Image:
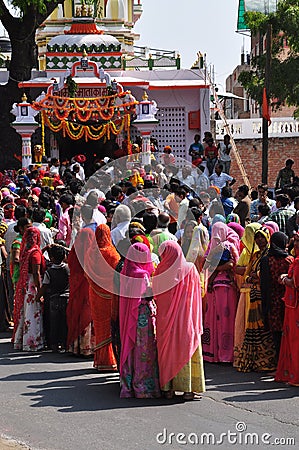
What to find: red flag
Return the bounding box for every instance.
[262,87,271,125]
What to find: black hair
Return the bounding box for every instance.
[49,244,65,264]
[190,207,203,222]
[257,183,268,192]
[59,193,74,206]
[258,204,270,216]
[143,212,158,234]
[157,212,170,228]
[15,205,27,220]
[144,180,153,189]
[286,159,294,165]
[126,186,137,196]
[69,180,81,195]
[111,185,122,198]
[32,207,46,223]
[14,217,31,233]
[238,184,249,196]
[39,193,50,209]
[276,193,290,208]
[221,186,232,199]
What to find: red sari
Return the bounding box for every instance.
[275,257,299,385]
[85,224,120,371]
[13,227,45,351]
[67,228,94,354]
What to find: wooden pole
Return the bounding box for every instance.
[262,22,272,184]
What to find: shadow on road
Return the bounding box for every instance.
[1,332,298,413]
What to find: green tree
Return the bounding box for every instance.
[238,0,299,117]
[0,0,65,168]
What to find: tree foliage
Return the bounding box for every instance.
[238,0,299,117]
[0,0,65,169]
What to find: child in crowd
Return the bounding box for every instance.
[36,244,70,352]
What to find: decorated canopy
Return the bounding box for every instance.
[32,89,137,142]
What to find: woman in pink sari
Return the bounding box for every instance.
[202,222,239,363]
[119,242,160,398]
[153,241,205,400]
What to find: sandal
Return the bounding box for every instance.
[183,392,194,401]
[164,390,174,399]
[183,392,202,401]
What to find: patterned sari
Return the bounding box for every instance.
[235,228,276,372]
[13,227,45,351]
[119,243,160,398]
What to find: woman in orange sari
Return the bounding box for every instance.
[85,224,120,371]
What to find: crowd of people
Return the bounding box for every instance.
[0,144,298,402]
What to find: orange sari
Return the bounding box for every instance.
[85,224,120,371]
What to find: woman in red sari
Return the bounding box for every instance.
[85,224,120,371]
[13,227,45,351]
[67,228,95,356]
[275,233,299,385]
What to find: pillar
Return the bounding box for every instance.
[139,131,151,165]
[21,134,33,168]
[50,133,59,160]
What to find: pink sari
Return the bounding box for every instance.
[119,242,154,375]
[153,241,203,388]
[202,222,239,362]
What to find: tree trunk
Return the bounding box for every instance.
[0,1,65,170]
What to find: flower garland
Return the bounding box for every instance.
[32,91,136,123]
[41,111,45,155]
[43,113,130,142]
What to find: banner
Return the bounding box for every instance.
[237,0,278,31]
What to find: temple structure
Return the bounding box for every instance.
[11,1,210,167]
[36,0,143,70]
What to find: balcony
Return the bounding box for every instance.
[216,117,299,140]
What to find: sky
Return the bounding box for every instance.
[0,0,250,90]
[134,0,251,90]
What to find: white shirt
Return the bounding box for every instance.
[5,221,17,267]
[178,198,189,228]
[111,221,130,247]
[92,209,107,226]
[218,142,232,162]
[70,163,85,182]
[32,222,54,259]
[49,165,59,175]
[209,172,233,189]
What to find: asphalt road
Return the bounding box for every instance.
[0,332,298,450]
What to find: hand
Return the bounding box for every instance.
[279,274,288,285]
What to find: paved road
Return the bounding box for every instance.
[0,332,298,450]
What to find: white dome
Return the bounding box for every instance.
[48,33,120,49]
